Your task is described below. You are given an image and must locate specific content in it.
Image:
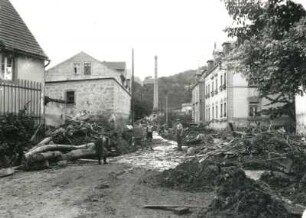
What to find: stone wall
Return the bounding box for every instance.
[45,78,131,126]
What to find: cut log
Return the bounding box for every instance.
[28,151,64,162]
[65,149,96,160]
[28,137,53,151]
[38,137,53,146]
[25,143,95,159]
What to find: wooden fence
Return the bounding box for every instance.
[0,79,42,120]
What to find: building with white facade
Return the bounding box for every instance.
[191,42,291,129]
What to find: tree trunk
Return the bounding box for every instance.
[28,151,64,162]
[29,137,53,151]
[25,143,95,159]
[65,149,96,161]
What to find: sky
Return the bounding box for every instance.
[10,0,306,80]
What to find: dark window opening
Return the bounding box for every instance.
[249,104,259,117]
[84,63,91,75]
[74,63,80,74]
[220,103,223,118]
[66,91,75,104]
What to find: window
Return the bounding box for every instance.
[224,72,227,87]
[0,54,14,81]
[74,63,80,74]
[208,108,210,121]
[212,105,214,119]
[212,81,214,93]
[215,77,218,92]
[216,105,218,119]
[224,102,227,117]
[220,103,223,118]
[221,75,223,85]
[84,62,91,75]
[249,104,259,117]
[66,91,75,104]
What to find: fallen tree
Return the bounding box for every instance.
[25,143,95,159]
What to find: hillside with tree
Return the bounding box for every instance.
[132,69,197,120]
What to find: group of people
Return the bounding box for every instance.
[133,121,154,150]
[94,119,185,165]
[133,119,184,151]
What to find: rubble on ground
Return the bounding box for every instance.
[153,126,306,216]
[197,168,292,218]
[151,160,219,191]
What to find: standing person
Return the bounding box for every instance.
[146,122,154,150]
[95,135,108,165]
[176,119,184,151]
[133,122,144,148]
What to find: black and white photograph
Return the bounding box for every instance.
[1,0,306,217]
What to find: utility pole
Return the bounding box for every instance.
[153,56,158,112]
[131,48,134,125]
[165,93,168,126]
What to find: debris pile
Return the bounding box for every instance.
[153,160,220,191]
[198,168,292,218]
[23,117,106,170]
[184,131,306,177]
[151,128,306,216]
[15,112,133,171]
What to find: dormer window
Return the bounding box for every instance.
[84,62,91,75]
[0,54,14,81]
[73,63,80,74]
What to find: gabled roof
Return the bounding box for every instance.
[47,51,101,71]
[0,0,47,59]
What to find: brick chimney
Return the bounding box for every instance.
[222,42,231,55]
[207,60,214,71]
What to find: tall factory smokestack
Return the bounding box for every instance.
[153,55,159,112]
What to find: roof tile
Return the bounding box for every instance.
[0,0,47,59]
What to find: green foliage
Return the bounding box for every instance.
[223,0,306,43]
[0,111,37,167]
[223,0,306,120]
[132,82,152,120]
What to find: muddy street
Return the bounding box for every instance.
[0,135,213,218]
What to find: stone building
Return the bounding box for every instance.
[192,42,291,129]
[45,52,131,126]
[0,0,48,119]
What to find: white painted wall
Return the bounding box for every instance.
[205,66,227,122]
[233,87,249,118]
[192,84,200,123]
[16,55,45,83]
[296,92,306,134]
